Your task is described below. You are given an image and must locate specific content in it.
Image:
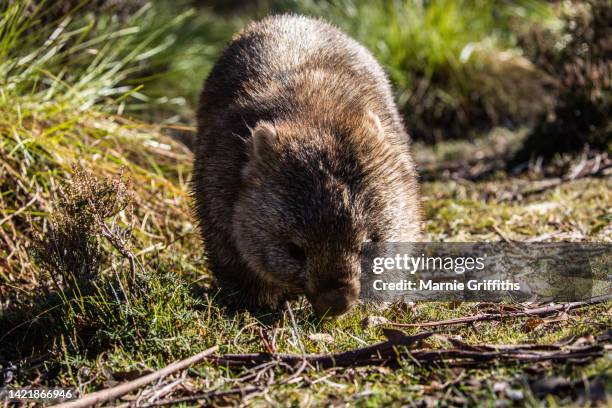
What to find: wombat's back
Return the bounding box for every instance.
[197,14,406,142]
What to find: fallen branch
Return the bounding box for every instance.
[49,346,218,408]
[199,300,610,372]
[387,295,612,328]
[206,329,608,370]
[122,329,611,406]
[208,344,604,370]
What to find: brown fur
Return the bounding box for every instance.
[193,14,421,316]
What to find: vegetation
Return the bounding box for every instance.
[516,0,612,159]
[0,0,610,406]
[271,0,557,143]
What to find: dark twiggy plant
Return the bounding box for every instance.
[34,167,132,295]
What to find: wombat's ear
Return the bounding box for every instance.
[250,122,276,161]
[364,110,385,139]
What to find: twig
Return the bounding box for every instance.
[143,358,305,407]
[517,153,612,198]
[99,222,143,287]
[140,385,261,407]
[386,295,612,328]
[227,361,278,384]
[0,193,38,227]
[49,346,218,408]
[142,377,184,405]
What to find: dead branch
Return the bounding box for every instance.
[206,329,608,371]
[387,295,612,328]
[49,298,610,406]
[199,300,610,372]
[515,152,611,199]
[49,346,218,408]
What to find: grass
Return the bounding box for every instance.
[2,138,609,405]
[120,0,244,122]
[0,0,610,406]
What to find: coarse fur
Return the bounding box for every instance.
[193,14,422,316]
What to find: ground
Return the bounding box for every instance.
[1,122,610,406]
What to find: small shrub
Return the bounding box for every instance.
[0,0,194,310]
[0,0,207,373]
[34,167,132,294]
[14,169,201,358]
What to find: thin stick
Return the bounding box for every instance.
[386,295,612,328]
[0,194,38,226]
[49,346,218,408]
[141,386,261,408]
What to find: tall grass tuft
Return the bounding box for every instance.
[0,0,210,365]
[0,0,195,313]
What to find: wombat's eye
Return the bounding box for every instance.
[287,242,306,262]
[366,233,382,243]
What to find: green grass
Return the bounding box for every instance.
[121,0,245,122]
[2,146,609,405]
[0,1,610,406]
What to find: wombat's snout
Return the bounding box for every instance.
[308,281,360,317]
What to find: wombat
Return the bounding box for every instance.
[193,15,421,317]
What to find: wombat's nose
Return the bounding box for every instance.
[310,282,360,317]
